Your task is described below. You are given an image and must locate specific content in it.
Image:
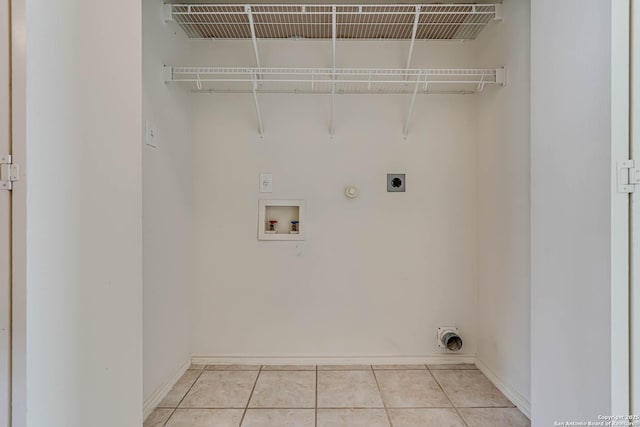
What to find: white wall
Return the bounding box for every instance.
[142,0,194,405]
[189,41,484,359]
[24,0,142,425]
[475,0,531,415]
[531,0,612,424]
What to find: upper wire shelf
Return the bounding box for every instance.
[167,3,503,40]
[166,66,506,94]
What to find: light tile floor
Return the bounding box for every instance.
[145,364,530,427]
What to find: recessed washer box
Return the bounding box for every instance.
[387,174,406,192]
[258,199,305,241]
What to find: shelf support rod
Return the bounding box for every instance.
[403,73,423,139]
[406,6,421,77]
[332,6,337,70]
[246,6,262,78]
[330,77,335,137]
[330,6,336,136]
[251,74,264,138]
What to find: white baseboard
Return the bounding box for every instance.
[143,358,191,421]
[475,357,531,419]
[191,353,476,366]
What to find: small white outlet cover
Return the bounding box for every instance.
[145,120,158,148]
[260,173,273,193]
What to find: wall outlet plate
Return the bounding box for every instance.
[145,120,158,148]
[260,173,273,193]
[387,173,405,192]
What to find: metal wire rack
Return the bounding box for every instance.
[165,66,505,138]
[167,66,504,94]
[166,4,502,41]
[162,4,505,138]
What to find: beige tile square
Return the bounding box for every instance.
[144,408,173,427]
[317,409,390,427]
[180,370,258,408]
[249,371,316,408]
[158,370,202,408]
[262,365,316,371]
[458,408,530,427]
[375,370,451,408]
[241,409,315,427]
[318,365,372,370]
[389,408,466,427]
[165,409,244,427]
[373,364,427,370]
[431,370,514,407]
[428,363,477,370]
[206,364,261,371]
[317,370,383,408]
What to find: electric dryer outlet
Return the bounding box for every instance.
[387,174,406,192]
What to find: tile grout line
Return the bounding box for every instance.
[370,365,394,427]
[157,405,483,410]
[238,366,262,427]
[156,365,498,426]
[162,367,207,427]
[426,365,470,427]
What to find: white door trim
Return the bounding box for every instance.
[0,0,11,424]
[10,0,27,425]
[612,0,631,416]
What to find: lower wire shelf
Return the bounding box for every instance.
[165,66,505,94]
[164,66,505,137]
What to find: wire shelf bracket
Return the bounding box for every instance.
[246,6,262,78]
[251,74,264,137]
[406,6,421,75]
[330,6,337,137]
[403,72,424,139]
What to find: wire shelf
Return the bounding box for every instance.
[166,66,505,94]
[169,4,501,40]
